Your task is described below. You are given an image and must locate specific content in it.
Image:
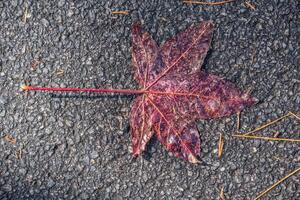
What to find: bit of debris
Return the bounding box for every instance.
[254,167,300,200]
[4,135,16,145]
[16,149,22,159]
[273,132,281,138]
[251,47,257,65]
[159,17,168,22]
[218,133,224,158]
[56,69,65,76]
[31,59,42,70]
[23,5,30,23]
[245,1,256,10]
[220,187,225,200]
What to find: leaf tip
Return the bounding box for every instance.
[188,154,201,164]
[241,92,259,106]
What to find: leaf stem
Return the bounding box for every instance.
[21,85,213,100]
[22,85,145,95]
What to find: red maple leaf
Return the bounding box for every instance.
[130,21,257,163]
[23,21,257,163]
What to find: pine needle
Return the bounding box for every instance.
[183,0,235,5]
[242,112,292,136]
[218,133,224,158]
[289,111,300,121]
[111,10,129,15]
[254,166,300,200]
[239,111,299,137]
[233,134,300,142]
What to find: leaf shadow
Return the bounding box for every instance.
[201,50,212,72]
[49,93,136,100]
[142,135,159,161]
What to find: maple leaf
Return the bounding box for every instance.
[23,21,257,163]
[130,21,257,163]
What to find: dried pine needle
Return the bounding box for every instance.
[254,166,300,200]
[4,135,17,144]
[242,112,292,136]
[218,133,224,158]
[233,134,300,142]
[183,0,235,5]
[245,1,256,10]
[289,111,300,121]
[220,187,225,200]
[111,10,129,15]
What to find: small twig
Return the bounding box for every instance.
[183,0,235,5]
[244,1,256,10]
[233,134,300,142]
[111,10,129,15]
[218,133,224,158]
[220,187,225,200]
[254,166,300,200]
[4,135,17,144]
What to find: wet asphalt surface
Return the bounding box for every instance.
[0,0,299,199]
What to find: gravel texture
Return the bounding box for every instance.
[0,0,299,199]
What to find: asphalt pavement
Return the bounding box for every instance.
[0,0,299,199]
